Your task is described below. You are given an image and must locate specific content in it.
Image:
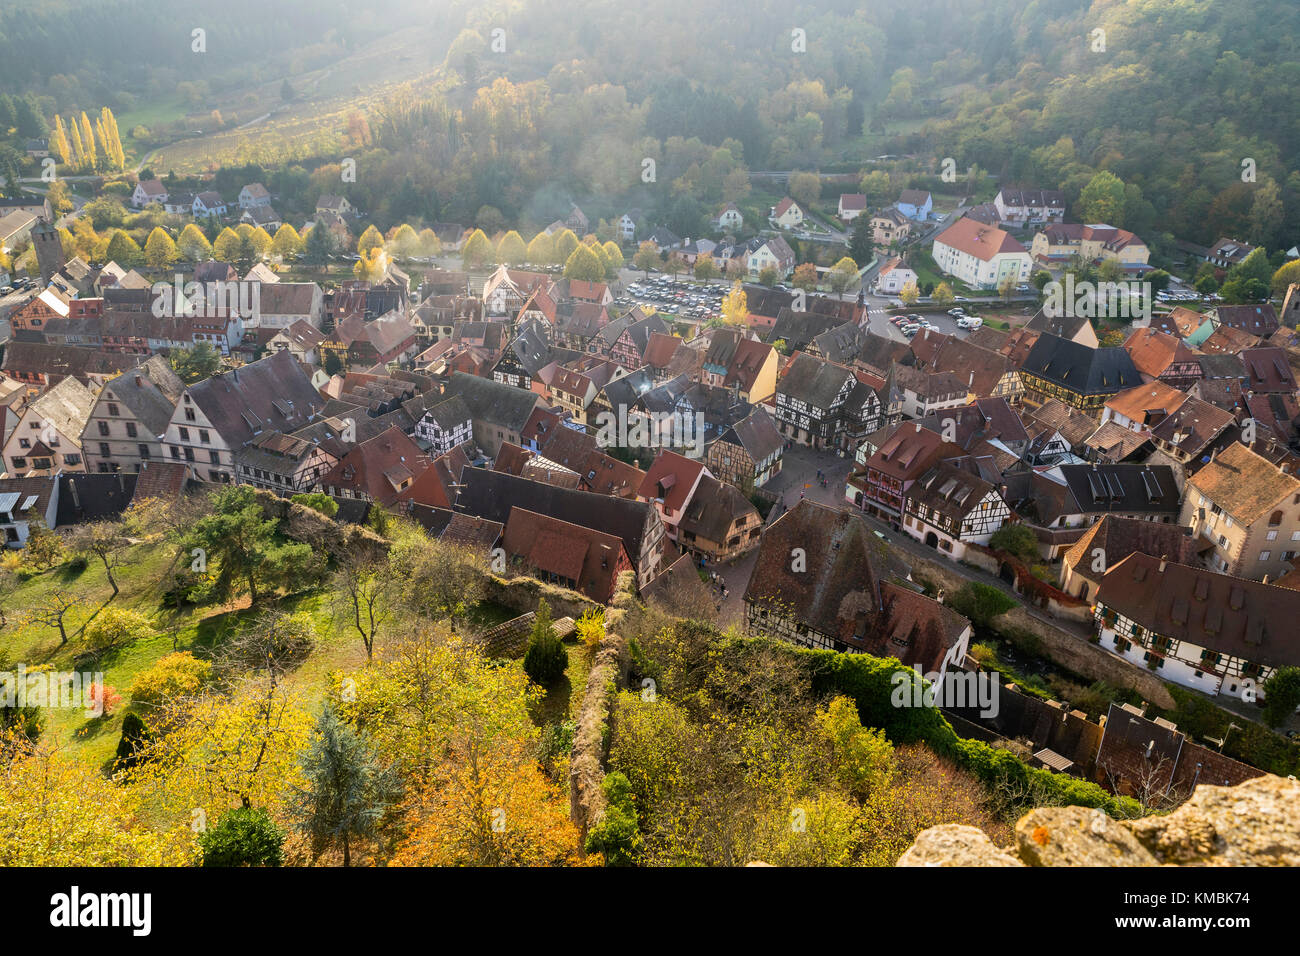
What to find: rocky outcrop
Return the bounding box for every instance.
[898,775,1299,866]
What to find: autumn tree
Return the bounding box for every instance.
[331,555,397,662]
[65,516,133,596]
[105,230,143,266]
[212,227,241,262]
[182,485,320,604]
[198,807,285,867]
[563,242,605,282]
[525,231,554,267]
[460,228,493,269]
[496,230,526,267]
[143,227,178,270]
[899,281,920,305]
[932,282,955,307]
[385,522,487,630]
[178,222,212,261]
[601,241,625,273]
[0,732,195,865]
[792,262,818,291]
[21,590,77,647]
[632,241,662,278]
[552,228,579,266]
[522,599,567,686]
[357,224,385,257]
[721,280,748,325]
[828,256,859,294]
[169,342,222,384]
[788,172,822,207]
[694,254,719,281]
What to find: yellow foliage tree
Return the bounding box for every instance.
[721,280,748,325]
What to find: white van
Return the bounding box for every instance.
[956,315,983,330]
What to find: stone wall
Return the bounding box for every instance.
[568,571,637,844]
[898,775,1299,866]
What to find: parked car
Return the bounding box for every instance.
[947,308,965,317]
[956,316,983,330]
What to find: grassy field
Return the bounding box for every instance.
[2,539,516,770]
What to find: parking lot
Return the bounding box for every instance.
[617,275,728,323]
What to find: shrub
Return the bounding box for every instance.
[84,608,156,654]
[198,807,286,867]
[1263,667,1300,729]
[290,493,338,518]
[584,771,642,865]
[129,651,213,704]
[523,599,568,686]
[113,712,155,771]
[948,582,1018,628]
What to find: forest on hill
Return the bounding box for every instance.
[1,0,1296,249]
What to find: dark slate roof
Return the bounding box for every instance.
[718,406,783,463]
[1019,333,1141,395]
[453,468,656,562]
[1057,463,1182,516]
[100,355,185,437]
[56,472,138,525]
[767,309,844,352]
[447,370,539,432]
[778,352,854,409]
[186,350,325,446]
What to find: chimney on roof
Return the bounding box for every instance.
[1158,555,1167,573]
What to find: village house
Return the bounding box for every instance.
[192,191,227,219]
[705,405,784,489]
[80,356,184,475]
[901,459,1012,559]
[1059,514,1200,602]
[744,500,972,679]
[1094,552,1300,702]
[315,194,353,218]
[0,475,58,548]
[837,193,867,221]
[747,235,795,278]
[320,426,429,506]
[1181,441,1300,582]
[444,371,541,457]
[413,395,473,457]
[871,207,911,249]
[637,450,709,546]
[3,376,96,476]
[453,468,667,590]
[162,350,324,483]
[1205,238,1254,270]
[771,197,805,229]
[896,189,933,222]
[675,472,762,562]
[846,422,962,522]
[931,217,1032,290]
[774,352,884,451]
[699,328,779,403]
[131,179,168,208]
[238,183,272,209]
[266,320,327,367]
[1124,327,1203,388]
[714,202,743,232]
[1030,223,1150,272]
[992,188,1065,224]
[500,506,631,604]
[1100,381,1187,433]
[874,257,918,295]
[1017,334,1142,416]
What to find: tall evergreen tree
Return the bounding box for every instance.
[290,704,400,866]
